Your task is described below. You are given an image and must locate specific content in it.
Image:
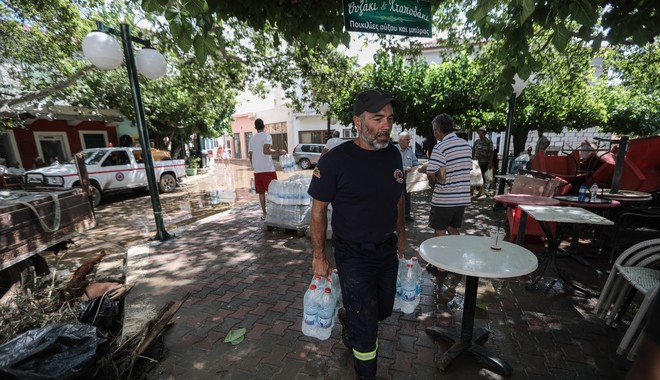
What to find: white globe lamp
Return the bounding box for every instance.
[82,31,123,70]
[135,48,167,80]
[512,74,528,97]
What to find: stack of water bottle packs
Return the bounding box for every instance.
[265,170,312,229]
[394,257,423,314]
[302,270,342,340]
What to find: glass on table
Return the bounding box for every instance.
[489,226,505,250]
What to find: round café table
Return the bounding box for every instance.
[420,235,538,376]
[493,194,561,242]
[493,194,561,207]
[599,189,652,202]
[553,195,621,208]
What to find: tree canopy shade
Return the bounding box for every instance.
[155,0,660,102]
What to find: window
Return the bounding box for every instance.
[233,133,241,159]
[34,132,71,164]
[271,133,288,151]
[299,131,324,144]
[245,132,252,157]
[342,129,357,138]
[80,131,108,149]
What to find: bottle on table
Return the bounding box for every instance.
[578,184,587,202]
[590,183,599,202]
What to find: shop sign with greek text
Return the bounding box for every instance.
[343,0,432,38]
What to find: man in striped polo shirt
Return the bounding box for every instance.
[426,113,472,237]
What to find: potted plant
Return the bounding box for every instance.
[186,156,201,176]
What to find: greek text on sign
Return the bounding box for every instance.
[343,0,432,38]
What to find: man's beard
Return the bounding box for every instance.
[359,123,390,150]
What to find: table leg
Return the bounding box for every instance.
[529,221,591,297]
[426,276,513,376]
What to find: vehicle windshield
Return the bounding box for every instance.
[82,149,109,165]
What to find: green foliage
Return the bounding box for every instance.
[186,155,201,168]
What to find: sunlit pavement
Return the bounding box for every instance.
[63,159,632,379]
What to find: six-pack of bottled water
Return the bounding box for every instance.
[394,257,423,314]
[302,270,341,340]
[280,154,300,173]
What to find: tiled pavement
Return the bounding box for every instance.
[135,189,635,379]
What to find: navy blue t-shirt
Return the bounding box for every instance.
[308,141,404,243]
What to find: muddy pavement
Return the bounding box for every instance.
[45,160,300,281]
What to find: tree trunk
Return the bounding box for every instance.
[512,129,530,157]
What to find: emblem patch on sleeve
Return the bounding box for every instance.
[394,169,404,183]
[313,167,321,178]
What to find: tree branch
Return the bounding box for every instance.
[1,65,96,108]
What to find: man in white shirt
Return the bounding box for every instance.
[321,130,345,156]
[248,118,287,220]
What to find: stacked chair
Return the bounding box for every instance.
[595,238,660,360]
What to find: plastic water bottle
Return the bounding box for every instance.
[302,284,320,338]
[578,184,587,202]
[590,183,599,202]
[317,288,336,340]
[330,269,341,303]
[250,178,256,194]
[400,263,417,314]
[411,257,423,302]
[393,258,406,311]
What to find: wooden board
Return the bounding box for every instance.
[0,188,96,270]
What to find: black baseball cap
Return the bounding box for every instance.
[354,89,402,116]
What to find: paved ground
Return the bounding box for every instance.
[120,173,636,380]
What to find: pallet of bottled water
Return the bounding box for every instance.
[302,270,341,340]
[264,174,312,233]
[393,257,423,314]
[266,174,311,206]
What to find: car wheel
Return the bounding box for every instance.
[90,185,102,208]
[299,158,311,170]
[159,174,177,193]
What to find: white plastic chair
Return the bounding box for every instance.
[615,283,660,360]
[624,285,660,360]
[595,238,660,320]
[607,253,660,327]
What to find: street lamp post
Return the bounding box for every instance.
[83,21,172,241]
[496,74,527,199]
[319,104,332,143]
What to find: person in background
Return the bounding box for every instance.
[535,129,550,155]
[398,131,419,221]
[625,292,660,380]
[472,127,493,198]
[321,130,345,157]
[248,118,287,221]
[308,89,405,379]
[426,113,472,238]
[33,156,47,169]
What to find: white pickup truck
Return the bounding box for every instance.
[24,147,187,207]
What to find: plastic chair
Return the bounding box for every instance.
[595,238,660,320]
[607,252,660,326]
[613,268,660,360]
[624,285,659,361]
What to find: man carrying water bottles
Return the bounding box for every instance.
[308,89,407,379]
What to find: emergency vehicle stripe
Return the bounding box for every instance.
[352,340,378,361]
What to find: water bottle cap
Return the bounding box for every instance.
[407,263,413,267]
[411,257,418,262]
[310,284,317,290]
[325,288,331,293]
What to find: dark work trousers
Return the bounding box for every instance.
[333,233,399,379]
